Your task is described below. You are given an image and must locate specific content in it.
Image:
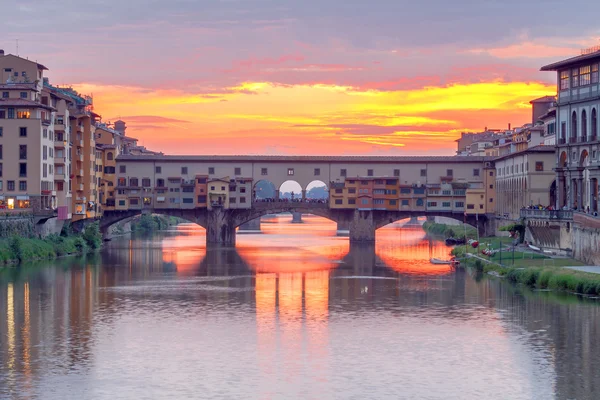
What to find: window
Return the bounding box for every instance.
[155,166,162,174]
[197,195,207,203]
[580,66,591,86]
[107,152,113,161]
[400,188,411,194]
[19,145,27,160]
[0,163,2,177]
[208,167,215,175]
[104,166,115,174]
[210,186,215,190]
[19,127,27,137]
[442,202,451,207]
[592,64,599,84]
[261,168,267,175]
[1,91,8,98]
[560,70,570,90]
[394,169,400,177]
[473,168,480,176]
[181,167,188,175]
[197,177,207,184]
[182,187,194,193]
[446,169,453,177]
[130,178,139,187]
[455,202,464,208]
[414,188,425,195]
[389,200,397,206]
[367,169,373,177]
[119,165,126,173]
[535,162,544,171]
[118,200,126,206]
[480,204,484,209]
[375,180,384,185]
[416,198,424,206]
[373,199,385,205]
[467,204,475,209]
[156,178,165,187]
[182,198,194,204]
[572,68,580,88]
[335,199,343,205]
[230,197,237,204]
[142,178,151,187]
[420,169,426,177]
[7,181,15,191]
[401,199,409,206]
[118,178,126,186]
[19,163,27,177]
[348,188,356,194]
[442,190,451,195]
[234,167,241,175]
[20,92,27,99]
[340,169,347,177]
[427,202,437,207]
[489,171,493,177]
[489,184,494,189]
[129,198,139,206]
[240,197,246,203]
[348,198,356,205]
[287,168,294,176]
[314,168,320,176]
[240,187,246,193]
[43,145,47,160]
[361,199,369,205]
[143,197,152,205]
[489,198,494,203]
[19,181,26,191]
[8,108,14,119]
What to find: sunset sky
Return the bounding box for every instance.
[2,0,599,155]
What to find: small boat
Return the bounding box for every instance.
[430,258,453,265]
[528,244,541,251]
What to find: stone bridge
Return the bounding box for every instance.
[77,202,493,246]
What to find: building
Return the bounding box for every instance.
[541,49,600,213]
[0,51,56,213]
[207,178,230,209]
[494,146,556,220]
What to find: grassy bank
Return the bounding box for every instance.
[130,214,181,232]
[452,241,600,296]
[0,222,102,265]
[422,221,477,239]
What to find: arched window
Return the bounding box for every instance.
[571,111,578,141]
[592,108,598,140]
[107,152,114,161]
[581,110,587,141]
[416,198,424,207]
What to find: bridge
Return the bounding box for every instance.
[94,201,492,246]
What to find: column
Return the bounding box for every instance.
[577,177,584,210]
[301,190,306,201]
[556,174,563,209]
[349,210,376,242]
[275,189,280,201]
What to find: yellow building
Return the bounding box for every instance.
[207,177,230,209]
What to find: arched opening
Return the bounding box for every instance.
[559,151,567,168]
[592,108,598,140]
[107,152,114,161]
[549,180,557,209]
[305,180,328,202]
[253,179,277,201]
[279,180,302,201]
[571,111,577,141]
[582,109,588,141]
[580,150,590,212]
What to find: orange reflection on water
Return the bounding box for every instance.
[161,224,206,275]
[376,226,455,275]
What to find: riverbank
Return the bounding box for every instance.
[128,214,183,233]
[452,240,600,296]
[0,222,102,265]
[422,221,477,239]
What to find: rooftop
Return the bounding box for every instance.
[117,155,493,163]
[540,50,600,71]
[0,98,55,110]
[493,145,555,161]
[0,83,37,90]
[530,95,556,104]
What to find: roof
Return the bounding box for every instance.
[0,54,48,70]
[538,108,557,121]
[540,51,600,71]
[117,155,493,163]
[96,144,117,150]
[529,95,556,104]
[0,98,55,110]
[493,145,556,161]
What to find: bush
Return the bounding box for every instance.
[8,236,23,262]
[83,222,102,250]
[473,259,484,272]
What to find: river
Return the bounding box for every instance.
[1,215,599,399]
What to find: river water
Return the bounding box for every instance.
[1,216,599,400]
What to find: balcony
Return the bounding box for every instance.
[54,157,66,165]
[54,139,67,148]
[76,139,84,147]
[591,135,598,142]
[42,118,52,126]
[78,183,84,191]
[558,138,566,145]
[579,136,588,143]
[520,208,573,220]
[78,169,84,176]
[55,173,66,181]
[570,137,577,144]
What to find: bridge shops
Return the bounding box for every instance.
[91,155,498,245]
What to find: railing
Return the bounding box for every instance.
[569,137,577,144]
[253,200,329,210]
[579,136,588,143]
[590,135,598,142]
[558,138,566,145]
[520,208,573,220]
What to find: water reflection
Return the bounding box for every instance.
[0,216,599,399]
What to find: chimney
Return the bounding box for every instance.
[508,123,511,130]
[0,49,4,56]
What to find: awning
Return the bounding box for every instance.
[16,195,29,200]
[156,197,166,202]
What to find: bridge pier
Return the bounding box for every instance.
[336,220,350,236]
[349,210,376,242]
[291,212,303,223]
[206,208,236,246]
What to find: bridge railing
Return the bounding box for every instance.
[252,201,329,210]
[520,208,573,220]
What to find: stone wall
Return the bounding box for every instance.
[524,219,572,256]
[0,216,36,238]
[572,224,600,265]
[34,218,65,238]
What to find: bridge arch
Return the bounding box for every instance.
[279,179,303,200]
[305,180,328,199]
[253,179,277,200]
[98,209,207,237]
[373,211,487,237]
[231,203,339,229]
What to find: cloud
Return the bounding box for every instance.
[118,115,192,124]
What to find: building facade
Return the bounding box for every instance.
[541,50,600,213]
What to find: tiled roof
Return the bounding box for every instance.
[0,98,55,110]
[529,95,556,103]
[118,155,492,163]
[493,145,555,161]
[0,83,37,90]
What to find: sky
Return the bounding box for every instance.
[2,0,600,156]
